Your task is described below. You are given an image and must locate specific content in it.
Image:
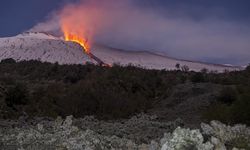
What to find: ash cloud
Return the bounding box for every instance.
[30,13,60,34]
[31,0,250,65]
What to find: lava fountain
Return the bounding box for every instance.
[61,25,90,54]
[61,24,110,66]
[59,2,111,67]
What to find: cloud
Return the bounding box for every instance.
[31,0,250,65]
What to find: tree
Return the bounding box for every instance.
[181,65,190,72]
[246,64,250,72]
[201,68,208,74]
[175,63,180,70]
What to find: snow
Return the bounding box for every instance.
[0,32,95,65]
[0,32,242,72]
[91,44,242,72]
[15,32,59,40]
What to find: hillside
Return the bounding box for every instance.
[0,59,249,124]
[0,32,242,72]
[0,59,249,149]
[0,32,95,65]
[91,44,242,72]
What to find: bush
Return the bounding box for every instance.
[0,59,249,123]
[203,104,232,124]
[204,92,250,125]
[175,63,180,70]
[64,72,80,83]
[1,58,16,64]
[217,87,238,104]
[246,64,250,72]
[226,136,250,149]
[231,94,250,125]
[181,65,189,72]
[5,83,29,107]
[191,72,205,83]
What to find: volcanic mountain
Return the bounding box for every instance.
[0,32,95,65]
[0,32,241,72]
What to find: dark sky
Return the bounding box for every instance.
[1,0,250,37]
[0,0,66,37]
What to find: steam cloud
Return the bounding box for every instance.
[31,0,250,65]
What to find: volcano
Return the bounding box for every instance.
[0,32,95,65]
[0,32,242,72]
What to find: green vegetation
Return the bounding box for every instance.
[0,59,249,125]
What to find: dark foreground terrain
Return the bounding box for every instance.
[0,59,250,149]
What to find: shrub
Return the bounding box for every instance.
[217,87,238,104]
[64,72,80,83]
[0,59,250,123]
[226,136,250,149]
[5,83,29,107]
[231,93,250,125]
[175,63,180,70]
[246,64,250,71]
[191,72,205,83]
[1,58,16,64]
[181,65,189,72]
[200,68,208,73]
[204,92,250,125]
[203,104,232,124]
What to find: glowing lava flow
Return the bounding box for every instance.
[61,26,111,67]
[63,32,90,54]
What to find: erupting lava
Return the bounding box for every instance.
[59,1,94,54]
[62,25,90,54]
[59,6,111,67]
[61,26,110,67]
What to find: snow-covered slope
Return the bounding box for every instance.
[91,44,242,72]
[0,32,95,65]
[0,32,242,72]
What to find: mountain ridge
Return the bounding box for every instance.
[0,32,243,72]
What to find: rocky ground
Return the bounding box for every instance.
[0,115,249,150]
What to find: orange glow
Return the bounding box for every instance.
[103,64,112,68]
[62,25,91,54]
[59,1,95,54]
